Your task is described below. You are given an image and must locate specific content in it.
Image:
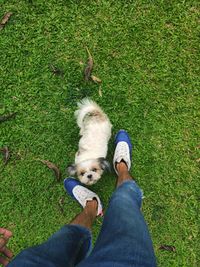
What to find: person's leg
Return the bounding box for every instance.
[78,130,156,267]
[8,200,97,267]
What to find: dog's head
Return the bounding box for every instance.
[67,158,110,185]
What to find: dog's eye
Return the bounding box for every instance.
[80,172,85,176]
[92,168,97,172]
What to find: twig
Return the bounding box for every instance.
[0,12,13,31]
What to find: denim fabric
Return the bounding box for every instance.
[78,181,156,267]
[8,181,156,267]
[8,225,91,267]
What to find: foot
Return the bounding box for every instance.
[84,199,98,218]
[64,178,103,216]
[116,160,129,173]
[116,160,132,187]
[113,130,132,174]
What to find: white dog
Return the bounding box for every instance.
[67,98,112,185]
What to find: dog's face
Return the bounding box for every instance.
[67,158,110,185]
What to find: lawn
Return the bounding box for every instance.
[0,0,199,266]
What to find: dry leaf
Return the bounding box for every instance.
[84,47,93,81]
[58,197,65,213]
[0,112,17,123]
[196,158,200,163]
[40,160,61,181]
[159,245,176,252]
[91,75,102,83]
[0,147,10,165]
[0,12,13,31]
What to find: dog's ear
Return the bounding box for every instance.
[67,164,77,175]
[98,158,111,172]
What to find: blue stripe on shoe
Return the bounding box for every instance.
[115,129,132,158]
[64,177,82,199]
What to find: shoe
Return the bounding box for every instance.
[113,129,132,174]
[64,177,103,216]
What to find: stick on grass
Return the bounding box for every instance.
[0,12,13,31]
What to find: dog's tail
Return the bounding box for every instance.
[75,98,106,127]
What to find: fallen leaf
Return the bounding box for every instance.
[84,47,93,81]
[0,112,17,123]
[0,147,10,165]
[159,245,176,252]
[40,160,61,181]
[196,158,200,163]
[58,197,65,213]
[91,75,102,83]
[49,64,64,77]
[0,12,13,31]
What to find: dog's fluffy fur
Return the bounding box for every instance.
[67,98,112,185]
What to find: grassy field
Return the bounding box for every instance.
[0,0,199,266]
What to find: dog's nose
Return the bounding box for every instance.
[87,174,92,179]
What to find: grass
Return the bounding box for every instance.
[0,0,199,266]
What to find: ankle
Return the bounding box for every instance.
[70,199,97,229]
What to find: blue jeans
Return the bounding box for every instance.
[8,181,156,267]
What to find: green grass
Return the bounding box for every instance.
[0,0,199,266]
